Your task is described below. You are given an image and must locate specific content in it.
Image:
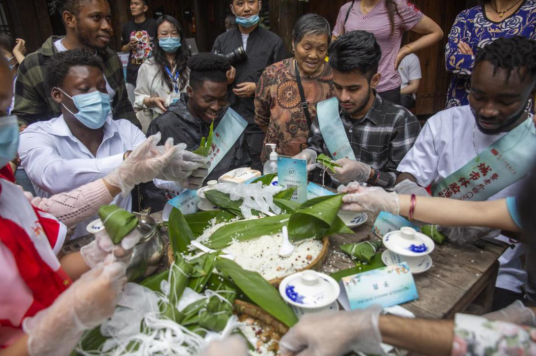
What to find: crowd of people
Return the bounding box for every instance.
[2,0,536,355]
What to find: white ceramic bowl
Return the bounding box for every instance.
[279,270,340,318]
[383,227,435,257]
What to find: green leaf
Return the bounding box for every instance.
[327,215,354,235]
[168,208,195,258]
[184,210,236,237]
[187,253,218,292]
[421,225,447,245]
[215,258,298,327]
[274,186,297,200]
[206,214,291,249]
[316,153,341,174]
[288,195,345,242]
[193,122,214,157]
[140,269,169,292]
[340,240,382,263]
[273,198,301,214]
[205,190,245,217]
[169,256,192,306]
[251,173,277,186]
[330,254,386,282]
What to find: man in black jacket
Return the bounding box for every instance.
[147,53,250,184]
[212,0,288,171]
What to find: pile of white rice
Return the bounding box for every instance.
[195,221,323,280]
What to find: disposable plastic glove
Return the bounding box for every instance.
[394,179,431,197]
[80,228,143,268]
[483,300,536,327]
[332,158,371,184]
[279,306,385,356]
[178,165,210,190]
[437,225,501,245]
[199,336,249,356]
[341,186,400,215]
[104,133,176,195]
[293,149,318,172]
[156,138,210,181]
[23,258,127,356]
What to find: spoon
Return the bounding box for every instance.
[278,226,295,258]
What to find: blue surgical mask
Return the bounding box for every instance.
[0,115,19,168]
[159,37,182,53]
[59,89,111,130]
[235,14,260,28]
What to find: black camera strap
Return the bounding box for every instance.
[294,60,312,129]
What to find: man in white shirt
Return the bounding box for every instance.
[397,37,536,309]
[398,53,422,109]
[19,49,208,239]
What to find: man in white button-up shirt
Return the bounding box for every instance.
[19,49,208,239]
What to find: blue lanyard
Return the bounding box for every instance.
[165,66,180,93]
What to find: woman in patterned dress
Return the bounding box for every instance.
[446,0,536,108]
[254,14,335,160]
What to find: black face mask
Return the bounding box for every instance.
[474,101,529,135]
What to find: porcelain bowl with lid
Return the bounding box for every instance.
[279,270,340,318]
[382,227,435,274]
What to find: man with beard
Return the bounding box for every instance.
[295,30,421,189]
[397,36,536,310]
[12,0,139,127]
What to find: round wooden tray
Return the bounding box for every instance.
[233,300,288,335]
[168,236,330,287]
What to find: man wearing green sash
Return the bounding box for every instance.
[295,31,421,189]
[147,53,250,185]
[397,37,536,309]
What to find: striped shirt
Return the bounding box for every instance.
[333,0,423,92]
[308,94,421,188]
[12,36,139,128]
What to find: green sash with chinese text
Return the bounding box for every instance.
[432,117,536,201]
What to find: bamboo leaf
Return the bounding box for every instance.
[327,216,355,235]
[274,186,297,200]
[188,253,218,292]
[205,190,245,217]
[340,240,382,263]
[205,214,291,249]
[251,173,277,186]
[184,210,236,237]
[168,208,195,258]
[215,258,298,327]
[273,198,301,214]
[140,269,169,292]
[317,154,341,174]
[288,195,345,242]
[169,256,192,306]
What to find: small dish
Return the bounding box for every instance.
[86,218,104,235]
[381,250,433,275]
[338,211,367,228]
[198,201,219,211]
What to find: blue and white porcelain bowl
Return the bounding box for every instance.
[279,270,340,319]
[382,227,435,274]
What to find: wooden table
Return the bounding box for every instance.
[148,210,507,320]
[320,213,508,319]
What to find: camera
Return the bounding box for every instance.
[214,46,247,66]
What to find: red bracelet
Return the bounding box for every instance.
[408,194,417,221]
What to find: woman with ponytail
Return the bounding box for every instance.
[333,0,443,105]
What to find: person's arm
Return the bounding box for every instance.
[379,316,453,356]
[110,55,140,127]
[11,56,47,126]
[60,252,91,281]
[254,69,272,133]
[0,335,30,356]
[331,4,347,41]
[401,78,420,95]
[134,63,152,111]
[397,195,520,232]
[445,11,475,75]
[12,39,26,65]
[396,15,444,68]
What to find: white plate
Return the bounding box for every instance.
[198,201,219,211]
[381,250,433,275]
[86,218,104,235]
[337,211,367,228]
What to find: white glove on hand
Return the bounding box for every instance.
[178,165,210,190]
[199,336,249,356]
[394,179,431,197]
[280,306,385,356]
[104,133,176,195]
[23,258,127,356]
[332,158,371,184]
[483,300,536,327]
[156,139,210,182]
[341,186,400,215]
[293,149,318,172]
[80,229,143,268]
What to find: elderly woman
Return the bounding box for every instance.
[254,14,334,160]
[134,15,190,131]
